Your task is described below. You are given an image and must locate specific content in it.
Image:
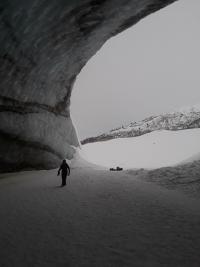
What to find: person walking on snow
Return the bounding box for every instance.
[57,159,70,186]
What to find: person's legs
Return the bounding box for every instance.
[62,173,67,186]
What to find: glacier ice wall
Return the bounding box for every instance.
[0,0,178,171]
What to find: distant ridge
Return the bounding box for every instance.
[81,105,200,145]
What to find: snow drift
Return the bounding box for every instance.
[82,129,200,169]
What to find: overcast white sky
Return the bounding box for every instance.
[71,0,200,140]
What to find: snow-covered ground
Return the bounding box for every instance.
[82,129,200,169]
[1,128,200,266]
[1,163,200,267]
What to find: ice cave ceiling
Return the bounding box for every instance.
[0,0,178,172]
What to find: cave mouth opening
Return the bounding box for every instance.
[71,0,200,170]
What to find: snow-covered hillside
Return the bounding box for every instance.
[81,105,200,144]
[82,129,200,169]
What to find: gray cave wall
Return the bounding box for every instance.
[0,0,178,172]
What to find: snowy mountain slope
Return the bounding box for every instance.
[81,105,200,144]
[82,129,200,169]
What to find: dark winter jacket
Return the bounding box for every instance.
[58,162,70,176]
